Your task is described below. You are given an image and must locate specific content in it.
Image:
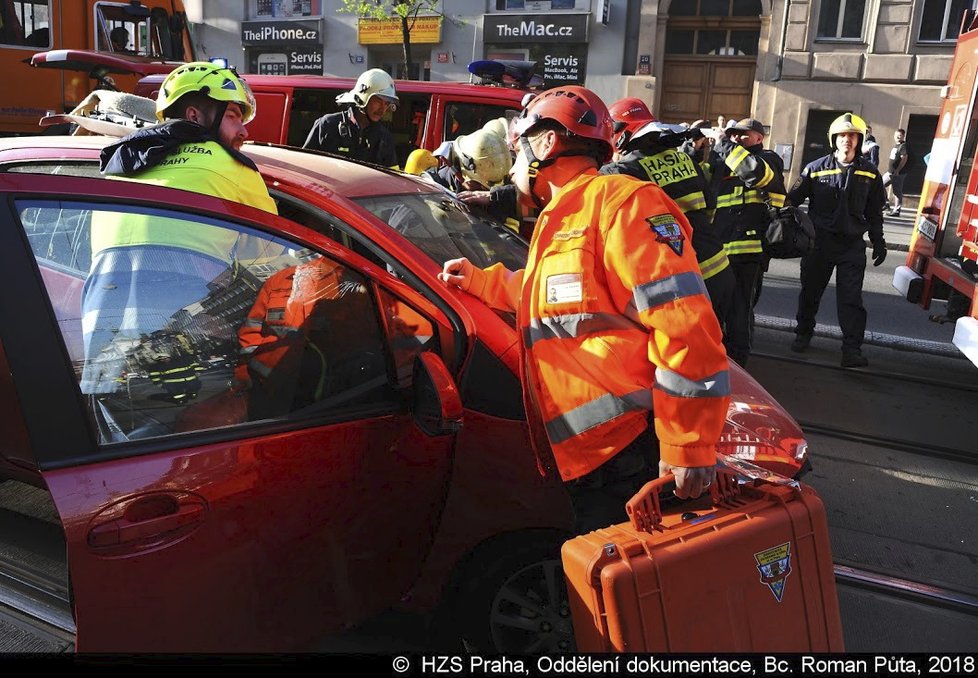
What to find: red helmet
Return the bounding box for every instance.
[608,97,656,150]
[512,86,615,162]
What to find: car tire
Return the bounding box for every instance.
[453,537,576,654]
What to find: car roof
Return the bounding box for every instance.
[0,135,441,199]
[138,72,529,102]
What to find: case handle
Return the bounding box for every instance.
[625,467,740,534]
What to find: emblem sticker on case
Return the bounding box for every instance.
[754,542,792,602]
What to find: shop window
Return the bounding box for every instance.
[918,0,970,42]
[495,0,578,9]
[816,0,866,40]
[255,0,319,18]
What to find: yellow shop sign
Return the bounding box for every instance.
[358,16,443,44]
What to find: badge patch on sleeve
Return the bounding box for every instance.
[545,273,583,304]
[647,215,685,256]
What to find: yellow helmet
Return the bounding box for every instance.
[827,112,867,146]
[156,62,256,123]
[404,148,438,175]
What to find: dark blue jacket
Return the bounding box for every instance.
[788,154,885,244]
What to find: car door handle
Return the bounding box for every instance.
[88,501,205,548]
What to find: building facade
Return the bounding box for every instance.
[183,0,641,104]
[183,1,965,186]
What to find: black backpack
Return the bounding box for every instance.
[764,204,815,259]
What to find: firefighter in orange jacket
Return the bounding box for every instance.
[439,86,731,532]
[235,253,350,418]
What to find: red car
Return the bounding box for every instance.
[0,135,808,653]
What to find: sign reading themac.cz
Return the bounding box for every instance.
[242,19,321,46]
[484,13,589,44]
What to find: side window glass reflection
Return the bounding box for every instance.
[18,200,394,445]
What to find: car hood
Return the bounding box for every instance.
[31,49,181,77]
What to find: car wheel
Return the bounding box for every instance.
[455,540,576,654]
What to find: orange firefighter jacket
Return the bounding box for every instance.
[460,171,731,481]
[236,257,345,392]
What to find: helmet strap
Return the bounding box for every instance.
[208,100,229,139]
[519,134,598,209]
[520,135,556,209]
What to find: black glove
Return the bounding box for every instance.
[872,241,887,266]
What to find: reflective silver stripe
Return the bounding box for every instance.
[243,318,262,328]
[239,345,258,356]
[632,271,706,312]
[524,312,639,347]
[545,389,652,445]
[249,358,273,378]
[655,367,731,398]
[269,325,301,338]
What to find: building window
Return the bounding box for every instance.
[817,0,866,40]
[666,1,761,56]
[919,0,971,42]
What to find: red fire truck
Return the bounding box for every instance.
[894,9,978,366]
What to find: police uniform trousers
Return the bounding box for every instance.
[796,233,868,353]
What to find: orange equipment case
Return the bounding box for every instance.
[561,470,844,652]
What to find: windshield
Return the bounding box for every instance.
[353,193,528,272]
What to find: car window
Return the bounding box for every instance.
[443,102,517,142]
[288,88,428,168]
[354,193,529,272]
[6,162,102,178]
[17,199,399,445]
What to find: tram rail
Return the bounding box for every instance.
[834,564,978,617]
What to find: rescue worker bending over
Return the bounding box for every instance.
[439,86,731,533]
[788,113,887,368]
[709,117,786,367]
[601,98,734,331]
[85,62,276,399]
[303,68,399,168]
[423,128,512,194]
[457,117,534,238]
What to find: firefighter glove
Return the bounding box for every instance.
[872,240,887,267]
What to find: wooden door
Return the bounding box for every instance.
[659,58,756,125]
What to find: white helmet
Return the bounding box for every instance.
[335,68,399,111]
[481,116,510,142]
[630,120,686,144]
[454,130,513,187]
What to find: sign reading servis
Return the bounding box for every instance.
[483,13,589,44]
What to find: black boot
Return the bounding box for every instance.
[841,350,868,368]
[790,334,811,352]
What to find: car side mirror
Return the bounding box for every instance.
[412,352,463,437]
